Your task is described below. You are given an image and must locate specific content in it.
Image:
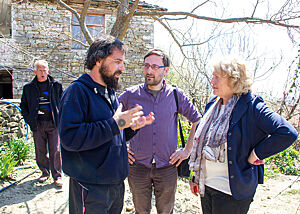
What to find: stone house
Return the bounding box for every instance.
[0,0,165,141]
[0,0,166,99]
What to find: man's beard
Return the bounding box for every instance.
[145,73,164,87]
[99,63,122,90]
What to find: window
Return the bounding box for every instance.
[0,0,11,38]
[72,14,105,49]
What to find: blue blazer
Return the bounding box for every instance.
[205,93,298,200]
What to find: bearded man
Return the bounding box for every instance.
[58,35,154,214]
[118,49,201,214]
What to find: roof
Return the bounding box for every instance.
[24,0,167,11]
[133,1,167,11]
[88,0,167,11]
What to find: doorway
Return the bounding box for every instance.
[0,68,13,99]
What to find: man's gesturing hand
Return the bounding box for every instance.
[113,103,144,130]
[130,112,155,130]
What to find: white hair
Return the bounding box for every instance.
[34,60,49,70]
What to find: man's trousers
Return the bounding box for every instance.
[33,120,62,179]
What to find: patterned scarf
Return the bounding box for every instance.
[189,95,239,196]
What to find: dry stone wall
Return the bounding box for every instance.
[0,100,28,144]
[1,0,154,98]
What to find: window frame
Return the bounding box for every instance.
[0,0,12,38]
[71,13,105,49]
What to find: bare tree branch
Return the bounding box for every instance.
[254,55,283,81]
[120,0,140,40]
[286,94,300,120]
[271,0,292,20]
[111,0,140,40]
[151,16,187,57]
[111,0,129,38]
[134,11,300,28]
[57,0,94,44]
[57,0,79,19]
[251,0,260,18]
[191,0,211,13]
[165,0,211,21]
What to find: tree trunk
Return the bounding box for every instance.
[110,0,139,40]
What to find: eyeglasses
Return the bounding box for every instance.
[143,63,166,70]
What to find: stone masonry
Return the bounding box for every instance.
[0,100,29,144]
[0,0,164,139]
[0,0,160,98]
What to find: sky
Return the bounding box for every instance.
[143,0,299,98]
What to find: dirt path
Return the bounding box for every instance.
[1,169,299,214]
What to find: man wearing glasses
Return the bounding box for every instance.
[119,49,201,213]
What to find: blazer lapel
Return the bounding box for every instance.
[230,93,253,128]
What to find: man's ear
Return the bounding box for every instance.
[164,67,169,76]
[96,59,103,68]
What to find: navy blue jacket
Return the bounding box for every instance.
[59,73,136,184]
[20,75,63,131]
[205,93,297,200]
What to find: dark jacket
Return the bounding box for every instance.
[205,93,298,200]
[20,75,63,131]
[59,73,136,184]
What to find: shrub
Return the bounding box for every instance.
[8,137,31,165]
[0,148,18,179]
[0,137,32,179]
[177,120,193,179]
[177,119,192,149]
[265,146,300,176]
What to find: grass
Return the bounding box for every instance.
[0,137,34,180]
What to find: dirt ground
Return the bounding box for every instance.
[0,168,299,214]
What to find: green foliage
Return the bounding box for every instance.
[265,147,300,176]
[283,189,300,196]
[0,137,31,179]
[8,137,31,165]
[0,146,18,179]
[176,120,194,179]
[264,166,281,178]
[177,119,192,149]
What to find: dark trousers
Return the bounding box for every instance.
[69,177,125,214]
[128,163,177,214]
[201,185,253,214]
[33,120,62,180]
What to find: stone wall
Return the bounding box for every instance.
[0,0,154,98]
[0,100,29,144]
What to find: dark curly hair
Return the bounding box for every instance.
[84,35,126,70]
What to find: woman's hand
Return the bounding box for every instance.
[189,180,199,196]
[248,149,265,165]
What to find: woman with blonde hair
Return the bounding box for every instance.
[189,58,297,214]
